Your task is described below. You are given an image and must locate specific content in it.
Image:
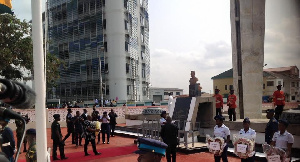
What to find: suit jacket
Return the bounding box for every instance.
[161,123,178,146]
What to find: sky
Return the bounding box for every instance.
[11,0,300,94]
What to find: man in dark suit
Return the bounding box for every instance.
[161,116,178,162]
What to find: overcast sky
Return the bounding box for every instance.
[12,0,300,94]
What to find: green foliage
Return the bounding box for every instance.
[0,14,63,90]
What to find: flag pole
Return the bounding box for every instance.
[31,0,48,161]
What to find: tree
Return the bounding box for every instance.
[0,14,63,89]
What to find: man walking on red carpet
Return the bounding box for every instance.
[82,115,101,156]
[273,85,285,120]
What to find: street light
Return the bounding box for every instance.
[99,47,105,107]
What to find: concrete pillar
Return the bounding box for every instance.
[230,0,265,119]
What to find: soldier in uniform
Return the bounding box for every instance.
[51,114,68,160]
[213,89,223,116]
[135,138,168,162]
[227,89,237,121]
[0,117,15,162]
[74,111,84,147]
[265,109,278,144]
[63,108,75,144]
[25,129,36,162]
[81,109,88,121]
[161,116,178,162]
[273,85,285,120]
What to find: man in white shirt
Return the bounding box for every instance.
[271,119,294,159]
[213,115,230,162]
[168,93,173,113]
[239,118,256,162]
[100,112,110,144]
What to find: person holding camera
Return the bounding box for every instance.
[0,117,15,162]
[100,112,110,144]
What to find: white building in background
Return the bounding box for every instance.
[149,87,184,103]
[46,0,150,102]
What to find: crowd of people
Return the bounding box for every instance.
[51,106,118,160]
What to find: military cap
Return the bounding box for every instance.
[135,138,168,156]
[243,117,250,123]
[266,109,275,113]
[215,89,220,92]
[0,117,10,122]
[160,111,167,117]
[278,119,289,127]
[53,114,60,119]
[214,115,225,121]
[26,128,36,135]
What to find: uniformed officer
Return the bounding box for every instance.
[0,117,15,162]
[271,119,294,160]
[273,85,285,120]
[214,89,223,116]
[161,116,178,162]
[81,109,88,121]
[135,138,168,162]
[227,89,237,121]
[15,113,25,151]
[239,118,256,162]
[74,111,83,147]
[51,114,68,160]
[213,115,230,162]
[25,129,36,162]
[63,108,75,144]
[265,109,278,144]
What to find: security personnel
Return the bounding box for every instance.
[161,116,178,162]
[63,108,75,144]
[109,109,118,137]
[15,113,25,151]
[214,89,223,116]
[227,89,237,121]
[213,115,230,162]
[273,85,285,120]
[271,119,294,159]
[265,109,278,144]
[81,109,88,121]
[0,117,15,162]
[74,111,83,147]
[239,118,256,162]
[25,129,36,162]
[135,138,168,162]
[51,114,68,160]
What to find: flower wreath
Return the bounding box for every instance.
[262,144,290,162]
[206,135,226,156]
[233,134,255,159]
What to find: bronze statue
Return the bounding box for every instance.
[189,71,202,97]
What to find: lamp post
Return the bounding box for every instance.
[99,47,105,106]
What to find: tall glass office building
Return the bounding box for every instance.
[46,0,150,102]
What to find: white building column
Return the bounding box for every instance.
[106,1,127,101]
[230,0,265,119]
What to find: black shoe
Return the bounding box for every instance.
[85,153,91,156]
[111,135,115,137]
[94,152,101,155]
[103,142,105,144]
[61,157,69,160]
[107,142,109,144]
[53,157,60,160]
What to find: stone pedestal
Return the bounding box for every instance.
[230,0,265,119]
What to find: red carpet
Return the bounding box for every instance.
[18,144,137,162]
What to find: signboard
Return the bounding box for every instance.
[267,155,281,162]
[209,142,220,151]
[236,144,247,153]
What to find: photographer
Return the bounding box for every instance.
[15,113,30,152]
[100,112,110,144]
[0,117,15,162]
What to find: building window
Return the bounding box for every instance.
[124,0,128,8]
[164,92,168,95]
[142,64,145,78]
[126,63,129,73]
[225,85,227,90]
[176,92,180,95]
[278,81,281,86]
[127,85,131,95]
[125,42,129,52]
[263,84,265,89]
[103,19,106,29]
[297,82,299,87]
[292,96,295,100]
[104,42,107,52]
[229,85,233,90]
[267,81,274,86]
[143,87,147,96]
[106,85,109,95]
[292,82,295,87]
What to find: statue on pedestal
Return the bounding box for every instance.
[189,71,202,97]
